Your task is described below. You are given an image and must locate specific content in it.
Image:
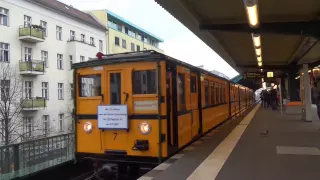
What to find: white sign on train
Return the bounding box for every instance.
[97,105,128,130]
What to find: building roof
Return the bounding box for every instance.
[27,0,106,30]
[106,10,164,42]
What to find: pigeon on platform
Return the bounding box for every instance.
[260,130,269,136]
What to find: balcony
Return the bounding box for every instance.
[19,25,45,43]
[21,97,46,111]
[19,60,45,75]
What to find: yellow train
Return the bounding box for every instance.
[72,50,254,171]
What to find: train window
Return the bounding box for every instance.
[223,86,226,103]
[178,73,186,110]
[79,75,101,97]
[204,80,209,106]
[190,75,197,93]
[210,82,214,105]
[110,73,121,104]
[220,85,223,103]
[215,83,219,104]
[132,70,156,94]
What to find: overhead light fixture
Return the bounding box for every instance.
[243,0,259,28]
[260,69,263,72]
[255,48,261,56]
[252,33,261,47]
[258,62,262,67]
[257,56,262,62]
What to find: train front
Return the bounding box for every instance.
[73,57,167,168]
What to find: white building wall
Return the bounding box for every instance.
[0,0,106,142]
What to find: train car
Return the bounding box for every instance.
[72,51,254,174]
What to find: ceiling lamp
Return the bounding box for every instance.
[252,33,261,47]
[255,48,261,56]
[243,0,259,28]
[258,62,262,67]
[257,56,262,62]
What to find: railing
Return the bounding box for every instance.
[19,60,45,73]
[67,37,96,47]
[0,133,75,180]
[19,25,45,40]
[21,97,46,109]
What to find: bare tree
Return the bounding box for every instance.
[0,63,48,146]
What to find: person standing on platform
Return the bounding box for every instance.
[312,69,320,131]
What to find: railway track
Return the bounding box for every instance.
[69,165,151,180]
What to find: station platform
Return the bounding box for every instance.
[139,104,320,180]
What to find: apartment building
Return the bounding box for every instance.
[88,9,164,54]
[0,0,106,144]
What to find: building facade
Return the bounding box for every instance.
[0,0,106,144]
[88,9,164,54]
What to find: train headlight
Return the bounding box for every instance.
[84,122,93,133]
[139,122,151,135]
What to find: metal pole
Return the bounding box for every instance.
[279,78,283,114]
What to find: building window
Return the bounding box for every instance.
[144,37,149,44]
[43,115,49,135]
[128,29,135,38]
[56,26,62,40]
[125,27,128,34]
[0,42,9,62]
[122,39,126,48]
[24,47,32,61]
[80,75,101,97]
[81,34,85,42]
[131,43,135,51]
[58,114,64,132]
[40,20,47,37]
[58,83,64,100]
[137,34,141,41]
[24,15,31,27]
[80,56,85,62]
[57,54,63,69]
[24,81,32,99]
[70,30,75,40]
[90,37,94,45]
[69,55,72,68]
[24,117,33,137]
[136,45,140,51]
[41,50,48,68]
[0,80,10,101]
[42,82,49,100]
[70,83,74,99]
[115,37,120,46]
[99,40,103,52]
[0,7,9,26]
[132,70,156,94]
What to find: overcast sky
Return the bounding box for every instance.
[60,0,239,78]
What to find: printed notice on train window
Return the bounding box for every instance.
[97,105,128,130]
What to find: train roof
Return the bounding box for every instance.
[72,50,242,84]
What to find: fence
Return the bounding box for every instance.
[0,133,74,180]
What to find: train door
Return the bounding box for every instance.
[101,70,128,151]
[166,64,178,154]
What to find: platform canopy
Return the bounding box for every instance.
[155,0,320,75]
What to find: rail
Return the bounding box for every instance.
[0,133,74,180]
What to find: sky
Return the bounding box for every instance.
[60,0,239,78]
